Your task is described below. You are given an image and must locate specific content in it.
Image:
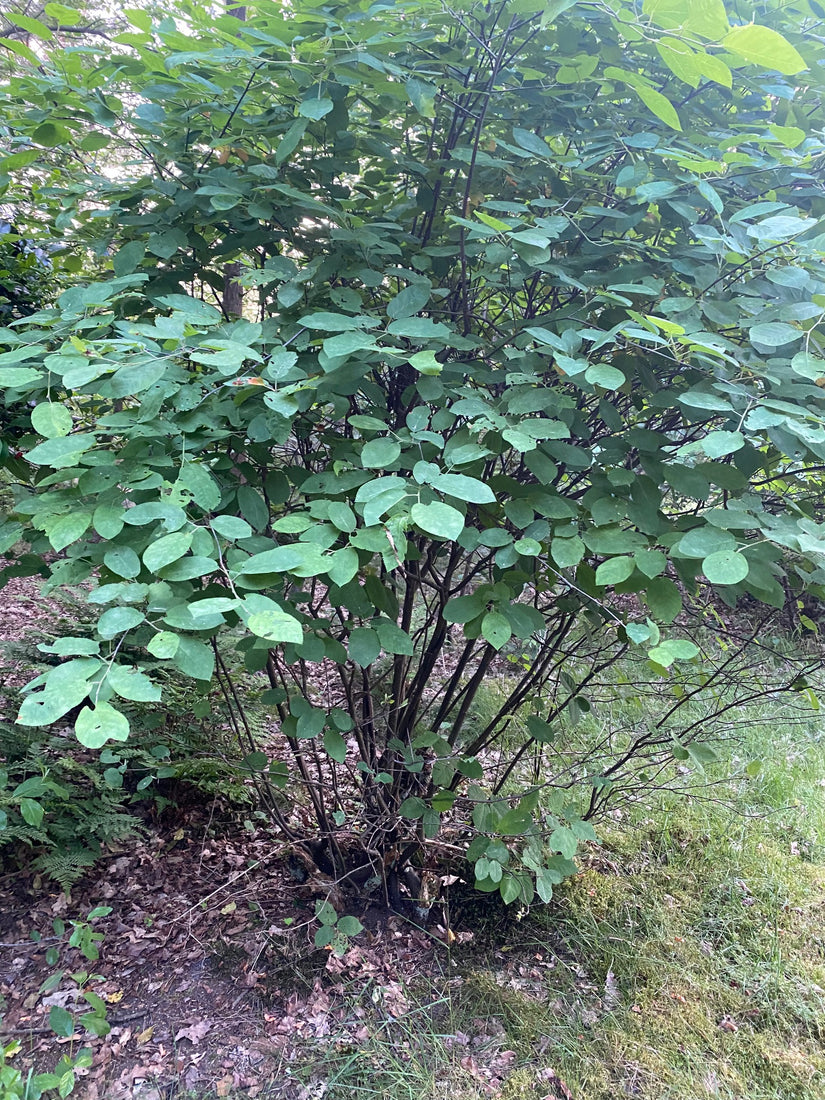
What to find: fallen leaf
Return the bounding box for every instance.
[538,1066,575,1099]
[603,968,621,1011]
[174,1020,212,1045]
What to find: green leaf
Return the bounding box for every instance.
[543,0,579,21]
[247,608,304,644]
[240,752,269,773]
[697,52,732,87]
[387,283,431,319]
[147,631,179,659]
[399,796,427,820]
[239,543,327,576]
[585,363,626,389]
[173,637,215,681]
[723,24,806,75]
[549,825,578,859]
[536,867,555,902]
[406,78,436,117]
[106,665,161,702]
[656,38,702,87]
[276,119,307,164]
[104,547,141,579]
[155,293,222,323]
[93,505,125,539]
[49,1006,75,1039]
[326,546,360,587]
[702,550,749,585]
[648,639,699,667]
[408,350,441,375]
[97,606,144,638]
[6,12,53,39]
[75,703,130,749]
[678,526,734,558]
[31,402,72,438]
[0,366,41,387]
[298,96,333,120]
[411,501,464,540]
[328,502,357,532]
[0,36,41,66]
[526,715,554,743]
[113,240,145,276]
[316,900,338,925]
[686,741,719,768]
[635,550,666,578]
[323,727,347,763]
[17,660,99,727]
[430,473,496,504]
[644,577,682,623]
[337,915,363,937]
[0,344,44,366]
[444,594,486,623]
[702,431,744,458]
[143,530,193,572]
[499,875,521,904]
[387,317,450,339]
[749,322,799,348]
[644,0,729,38]
[322,331,378,358]
[19,797,44,827]
[39,637,99,657]
[237,486,269,531]
[374,619,414,655]
[551,536,585,569]
[79,1012,110,1037]
[496,807,532,835]
[769,124,805,148]
[481,611,512,650]
[178,464,221,511]
[348,627,380,667]
[301,311,378,331]
[361,438,401,468]
[314,924,335,948]
[512,127,550,157]
[635,83,682,131]
[25,434,96,468]
[595,556,635,586]
[47,513,90,553]
[211,515,253,540]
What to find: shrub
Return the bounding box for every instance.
[1,0,824,908]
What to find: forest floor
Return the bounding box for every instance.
[1,576,825,1100]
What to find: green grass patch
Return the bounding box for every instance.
[314,697,825,1100]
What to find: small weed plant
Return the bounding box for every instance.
[0,908,110,1100]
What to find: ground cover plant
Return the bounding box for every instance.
[1,0,825,960]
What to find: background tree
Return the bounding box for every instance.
[1,0,824,911]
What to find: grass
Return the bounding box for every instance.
[292,689,825,1100]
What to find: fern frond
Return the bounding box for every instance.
[32,847,98,890]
